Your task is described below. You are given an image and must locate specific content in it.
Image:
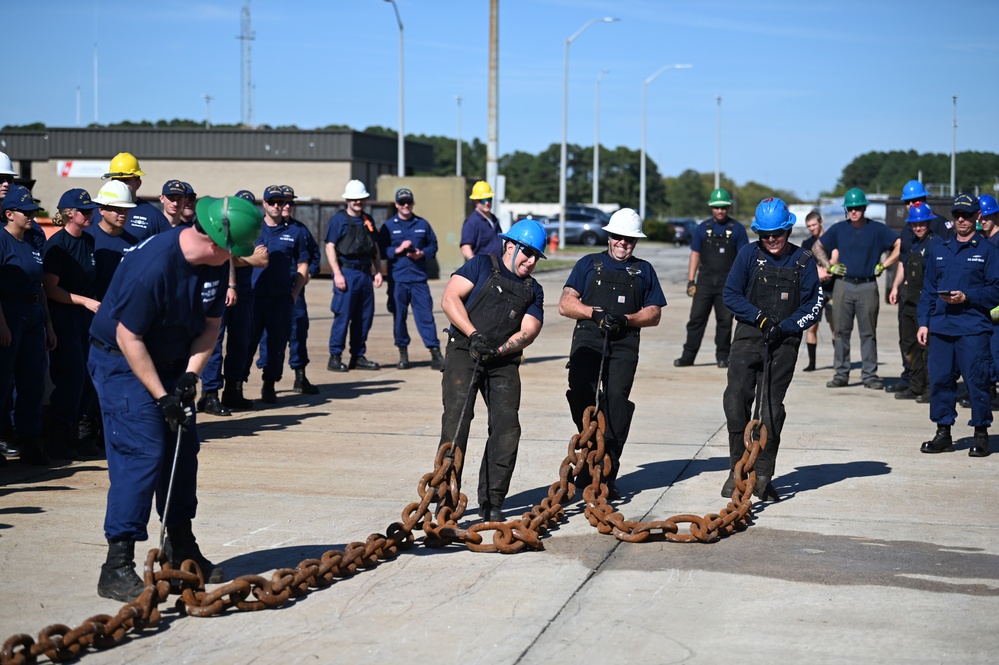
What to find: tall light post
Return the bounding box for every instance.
[951,94,957,196]
[559,17,619,250]
[715,95,721,189]
[640,64,692,221]
[385,0,404,177]
[455,95,463,177]
[203,94,213,129]
[593,68,609,206]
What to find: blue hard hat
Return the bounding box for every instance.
[901,180,928,202]
[979,194,998,217]
[906,201,934,223]
[751,197,796,233]
[499,219,547,258]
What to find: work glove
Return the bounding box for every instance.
[157,395,193,432]
[598,312,628,335]
[174,371,199,403]
[874,263,885,277]
[469,331,499,364]
[763,321,785,347]
[991,305,999,324]
[686,281,697,298]
[828,263,847,277]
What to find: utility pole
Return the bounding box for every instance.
[951,95,957,196]
[203,94,213,129]
[487,0,499,199]
[715,96,721,189]
[237,1,255,127]
[456,95,463,177]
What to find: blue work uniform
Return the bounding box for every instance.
[723,241,823,477]
[86,224,139,300]
[440,255,544,510]
[44,229,98,428]
[819,219,899,384]
[564,252,666,486]
[123,198,171,241]
[0,229,47,439]
[325,210,380,357]
[203,262,254,392]
[246,219,311,383]
[379,212,441,349]
[918,233,999,428]
[680,216,748,364]
[88,227,227,541]
[460,210,502,258]
[897,232,944,396]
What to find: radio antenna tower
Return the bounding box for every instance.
[237,1,255,127]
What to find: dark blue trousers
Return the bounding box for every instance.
[247,294,293,383]
[203,295,253,391]
[392,280,439,349]
[328,268,374,357]
[258,290,310,370]
[0,301,46,437]
[928,331,993,427]
[48,306,95,424]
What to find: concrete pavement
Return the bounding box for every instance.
[2,241,997,664]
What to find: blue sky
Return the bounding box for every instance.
[7,1,998,200]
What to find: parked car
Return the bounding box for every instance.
[668,218,698,247]
[540,207,611,246]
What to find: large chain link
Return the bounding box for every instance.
[1,406,763,664]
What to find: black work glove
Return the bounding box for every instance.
[174,371,199,403]
[469,332,499,363]
[686,281,697,298]
[600,312,629,335]
[157,395,193,432]
[763,322,784,347]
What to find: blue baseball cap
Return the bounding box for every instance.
[1,185,42,212]
[262,185,285,201]
[58,188,97,211]
[281,185,296,200]
[951,193,980,215]
[235,190,256,203]
[182,182,196,198]
[395,187,414,202]
[162,179,187,196]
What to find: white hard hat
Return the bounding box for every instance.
[93,180,137,208]
[342,179,370,200]
[603,208,647,238]
[0,152,17,177]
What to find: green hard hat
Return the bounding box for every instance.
[843,187,869,208]
[195,196,263,257]
[707,188,732,207]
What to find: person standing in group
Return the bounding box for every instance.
[88,181,140,300]
[325,179,383,372]
[917,194,999,458]
[722,198,823,502]
[888,202,942,403]
[43,189,103,460]
[245,186,312,404]
[0,186,57,466]
[160,180,190,228]
[460,180,502,260]
[812,187,900,389]
[180,183,198,226]
[800,211,835,371]
[281,185,321,393]
[675,188,748,368]
[87,195,262,601]
[379,187,445,371]
[560,209,666,500]
[101,152,170,241]
[438,219,547,522]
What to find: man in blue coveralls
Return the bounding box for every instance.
[88,195,262,601]
[102,152,170,241]
[379,187,445,371]
[917,194,999,458]
[325,179,383,372]
[460,180,502,260]
[246,185,312,404]
[812,187,900,390]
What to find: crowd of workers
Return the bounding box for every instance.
[0,147,994,600]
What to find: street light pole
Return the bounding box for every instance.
[640,64,692,221]
[455,95,462,177]
[203,94,212,129]
[385,0,404,177]
[715,95,721,189]
[559,17,619,250]
[951,94,957,197]
[593,68,609,206]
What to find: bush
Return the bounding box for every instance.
[643,219,675,243]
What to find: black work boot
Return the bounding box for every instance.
[327,354,348,372]
[75,416,104,459]
[753,475,781,502]
[292,368,320,394]
[478,502,505,522]
[920,425,954,453]
[98,539,145,602]
[221,380,253,410]
[430,347,445,371]
[19,435,50,466]
[349,355,380,370]
[720,472,736,498]
[202,390,232,416]
[45,422,79,461]
[970,426,991,458]
[163,520,224,584]
[260,380,277,404]
[396,346,411,370]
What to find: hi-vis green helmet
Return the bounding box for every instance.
[195,196,263,257]
[707,188,732,207]
[843,187,869,208]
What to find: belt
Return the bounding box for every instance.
[90,337,124,357]
[0,293,40,304]
[841,276,876,284]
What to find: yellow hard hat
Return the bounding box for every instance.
[103,152,146,179]
[469,180,494,201]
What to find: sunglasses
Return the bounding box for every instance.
[266,199,287,206]
[0,176,13,184]
[479,198,493,205]
[397,200,414,207]
[953,211,977,220]
[757,230,784,240]
[609,232,636,243]
[846,206,865,213]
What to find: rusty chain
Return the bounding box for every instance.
[1,405,763,664]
